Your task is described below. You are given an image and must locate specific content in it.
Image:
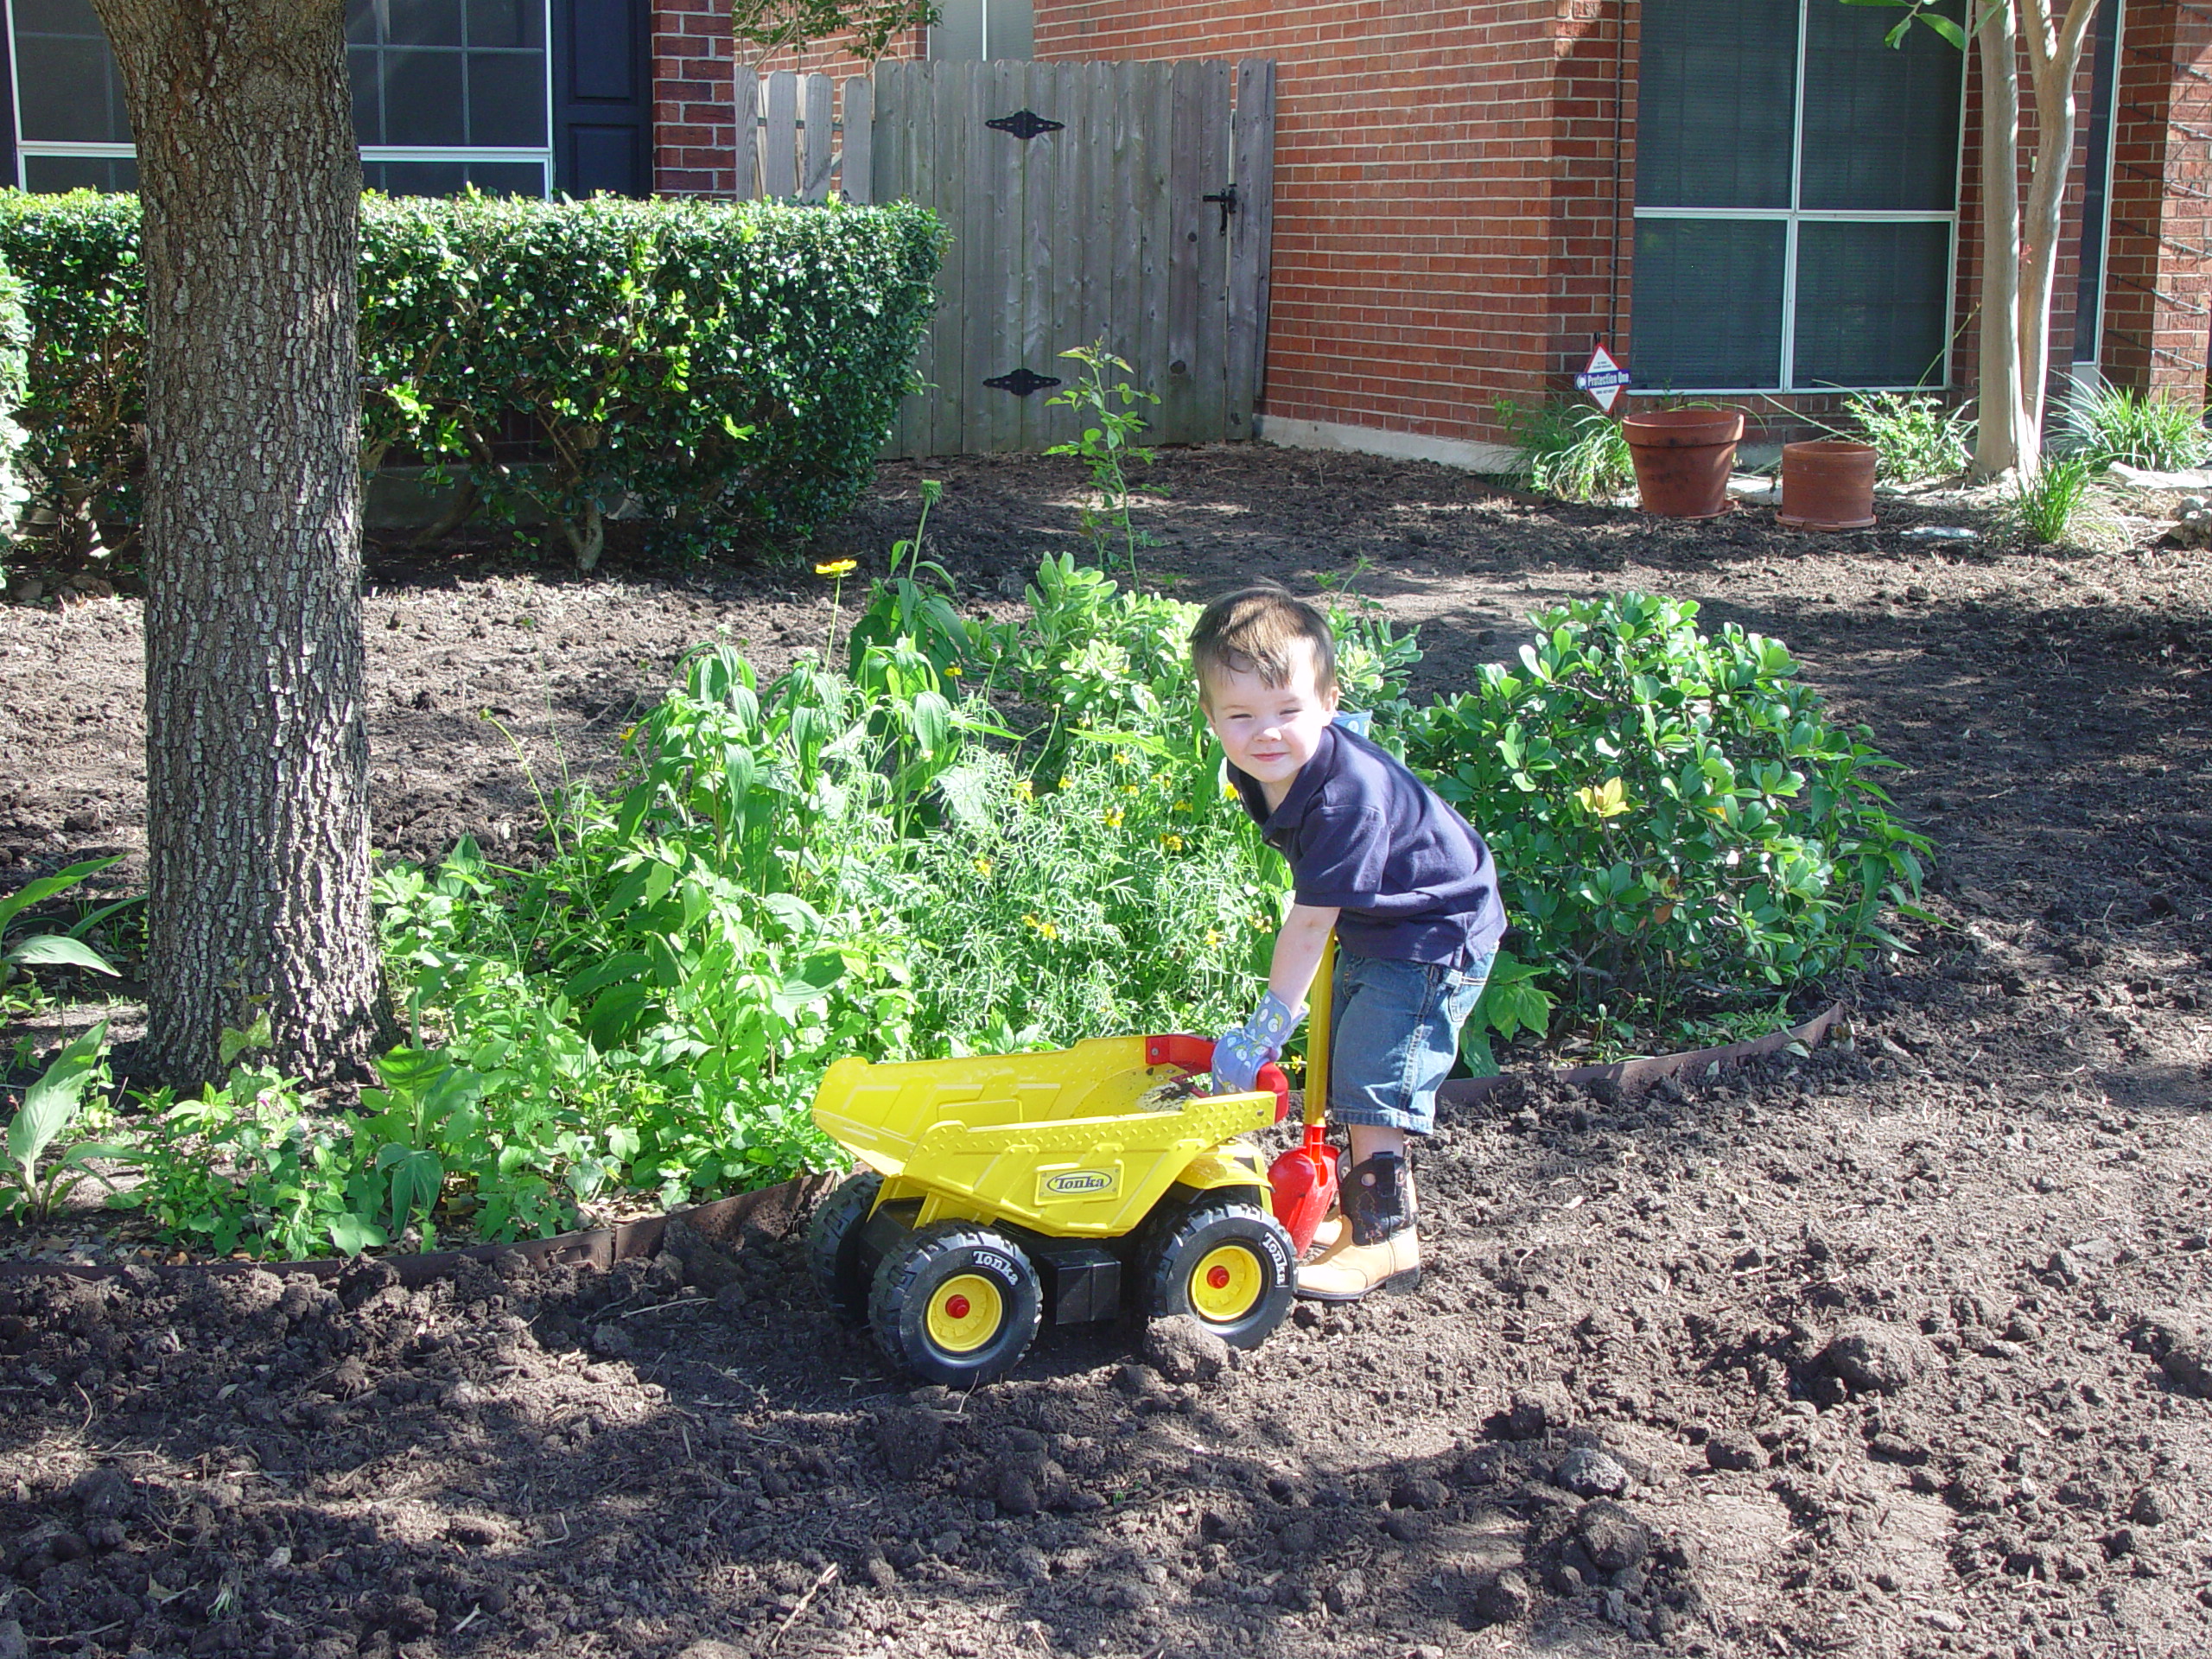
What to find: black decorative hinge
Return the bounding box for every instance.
[1204,185,1238,234]
[984,367,1062,397]
[986,109,1065,141]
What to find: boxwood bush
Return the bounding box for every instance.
[0,190,943,565]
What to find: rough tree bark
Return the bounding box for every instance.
[1974,0,2029,478]
[92,0,385,1083]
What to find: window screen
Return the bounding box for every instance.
[22,154,137,194]
[1630,219,1786,390]
[1793,222,1951,388]
[932,0,1033,60]
[1633,0,1798,210]
[1800,0,1962,211]
[13,0,131,145]
[348,0,548,149]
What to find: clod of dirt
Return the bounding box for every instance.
[677,1643,744,1659]
[1820,1319,1936,1395]
[1502,1384,1570,1439]
[2130,1488,2174,1526]
[1706,1433,1764,1471]
[1391,1473,1450,1510]
[1554,1446,1630,1497]
[1468,1569,1532,1626]
[661,1215,744,1292]
[874,1406,946,1480]
[1144,1313,1229,1382]
[2158,1330,2212,1397]
[1325,1567,1367,1613]
[0,1620,26,1659]
[1576,1500,1652,1573]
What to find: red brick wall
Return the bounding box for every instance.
[2103,3,2212,403]
[652,0,742,195]
[1033,2,1577,446]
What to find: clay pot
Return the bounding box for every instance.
[1622,409,1745,519]
[1777,440,1878,530]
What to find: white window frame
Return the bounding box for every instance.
[5,0,557,197]
[930,0,1033,61]
[1629,0,1969,397]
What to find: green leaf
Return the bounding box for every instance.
[8,1021,107,1176]
[3,935,118,976]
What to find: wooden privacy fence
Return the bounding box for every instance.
[732,60,1276,459]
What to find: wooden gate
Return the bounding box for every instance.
[858,59,1275,459]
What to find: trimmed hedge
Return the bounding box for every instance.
[0,244,29,577]
[0,191,944,566]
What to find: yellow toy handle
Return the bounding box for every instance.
[1303,931,1335,1130]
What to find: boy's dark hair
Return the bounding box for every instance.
[1189,583,1338,702]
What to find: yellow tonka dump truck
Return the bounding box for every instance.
[806,1033,1298,1386]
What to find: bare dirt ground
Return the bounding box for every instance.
[2,445,2210,1659]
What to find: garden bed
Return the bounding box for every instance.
[1,445,2209,1658]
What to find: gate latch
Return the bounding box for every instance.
[1203,185,1237,235]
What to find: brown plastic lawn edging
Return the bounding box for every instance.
[1434,999,1841,1110]
[0,1172,838,1287]
[4,1003,1839,1287]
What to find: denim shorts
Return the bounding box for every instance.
[1326,949,1495,1138]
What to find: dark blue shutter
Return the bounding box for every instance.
[553,0,650,198]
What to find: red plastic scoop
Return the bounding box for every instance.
[1268,934,1340,1255]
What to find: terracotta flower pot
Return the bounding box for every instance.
[1777,440,1878,530]
[1622,409,1745,519]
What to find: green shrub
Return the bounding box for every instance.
[1396,592,1927,1040]
[0,190,944,566]
[2060,384,2209,473]
[1843,391,1971,486]
[0,248,29,577]
[1493,396,1634,501]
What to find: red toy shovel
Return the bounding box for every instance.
[1268,933,1340,1255]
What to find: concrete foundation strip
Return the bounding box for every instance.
[4,1002,1839,1285]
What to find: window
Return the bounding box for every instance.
[1629,0,1964,392]
[5,0,554,196]
[931,0,1031,61]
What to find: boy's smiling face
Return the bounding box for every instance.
[1202,642,1340,804]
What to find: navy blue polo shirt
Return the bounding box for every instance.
[1229,721,1507,966]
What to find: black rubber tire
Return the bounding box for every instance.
[868,1222,1043,1387]
[805,1170,883,1325]
[1139,1198,1297,1351]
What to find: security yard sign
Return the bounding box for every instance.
[1575,343,1630,412]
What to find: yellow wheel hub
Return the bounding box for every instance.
[1189,1244,1263,1322]
[925,1273,1004,1353]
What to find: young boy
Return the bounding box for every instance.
[1195,584,1505,1301]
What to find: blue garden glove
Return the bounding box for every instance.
[1211,990,1302,1094]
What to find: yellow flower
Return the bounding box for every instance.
[1159,833,1185,853]
[944,663,963,677]
[1022,913,1059,940]
[1222,778,1240,800]
[1122,783,1140,796]
[1173,799,1191,813]
[1103,808,1124,830]
[972,856,992,878]
[1115,749,1136,766]
[1014,779,1033,800]
[1204,928,1224,947]
[814,559,857,577]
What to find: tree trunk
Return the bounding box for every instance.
[2020,0,2103,452]
[1974,0,2030,478]
[93,0,385,1084]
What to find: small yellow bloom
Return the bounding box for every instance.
[1115,749,1136,766]
[1204,928,1224,947]
[1159,833,1185,854]
[1021,912,1059,940]
[1173,799,1191,813]
[814,558,857,577]
[1222,779,1239,800]
[1103,809,1124,830]
[972,856,992,878]
[1122,783,1140,796]
[1014,779,1033,800]
[618,723,637,743]
[944,664,963,677]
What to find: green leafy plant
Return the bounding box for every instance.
[1843,391,1972,485]
[1458,950,1555,1076]
[1398,591,1929,1047]
[2,855,126,987]
[2005,454,2101,546]
[1046,342,1161,579]
[1493,397,1633,502]
[729,0,941,67]
[2060,384,2209,474]
[2,1022,124,1224]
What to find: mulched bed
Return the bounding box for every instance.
[1,445,2209,1658]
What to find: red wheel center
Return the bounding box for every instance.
[1206,1265,1231,1290]
[944,1294,971,1319]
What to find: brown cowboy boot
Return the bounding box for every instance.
[1294,1151,1420,1300]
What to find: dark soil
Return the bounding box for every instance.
[2,446,2210,1659]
